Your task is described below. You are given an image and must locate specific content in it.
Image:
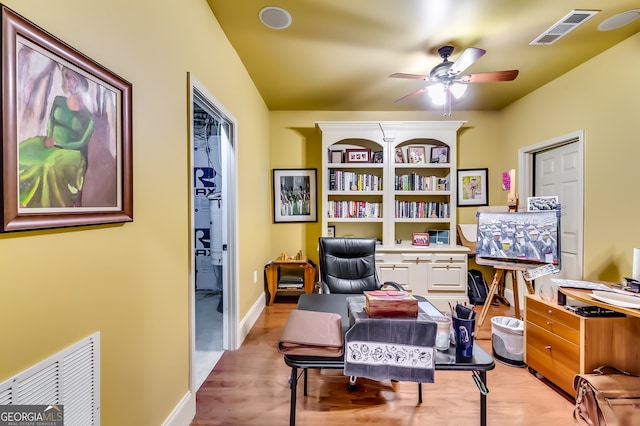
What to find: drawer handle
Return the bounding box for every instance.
[416,257,419,264]
[546,321,552,326]
[446,265,450,270]
[545,345,552,350]
[547,310,553,315]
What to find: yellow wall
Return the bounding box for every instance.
[0,1,271,424]
[502,33,640,281]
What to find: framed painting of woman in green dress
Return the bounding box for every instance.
[1,6,132,231]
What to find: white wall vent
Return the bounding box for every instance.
[0,332,100,425]
[530,10,599,45]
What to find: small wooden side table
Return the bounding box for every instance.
[265,257,316,306]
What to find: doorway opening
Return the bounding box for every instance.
[189,74,239,391]
[518,130,585,297]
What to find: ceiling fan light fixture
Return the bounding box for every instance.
[450,82,467,99]
[598,10,640,31]
[259,6,292,30]
[427,83,447,105]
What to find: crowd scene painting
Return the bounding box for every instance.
[475,211,559,265]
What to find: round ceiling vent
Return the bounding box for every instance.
[598,9,640,31]
[259,6,292,30]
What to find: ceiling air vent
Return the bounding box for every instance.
[530,10,599,45]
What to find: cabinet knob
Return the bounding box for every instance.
[545,345,552,350]
[450,257,453,262]
[446,265,450,270]
[546,321,552,326]
[547,310,553,315]
[415,257,419,264]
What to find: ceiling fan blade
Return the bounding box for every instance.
[449,47,486,75]
[389,72,429,80]
[464,69,519,83]
[394,87,428,103]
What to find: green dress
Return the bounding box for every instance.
[19,96,95,208]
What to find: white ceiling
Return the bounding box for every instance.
[207,1,640,112]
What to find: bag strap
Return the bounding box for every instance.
[593,365,634,376]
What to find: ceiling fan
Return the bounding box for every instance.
[390,45,519,114]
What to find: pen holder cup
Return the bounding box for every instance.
[453,317,475,362]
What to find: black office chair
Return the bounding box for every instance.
[318,237,403,294]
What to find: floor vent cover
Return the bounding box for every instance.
[0,332,100,425]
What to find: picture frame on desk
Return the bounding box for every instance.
[412,232,430,246]
[345,148,371,163]
[1,6,133,232]
[457,168,488,207]
[272,168,317,223]
[327,225,335,237]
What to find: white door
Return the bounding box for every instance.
[519,131,584,299]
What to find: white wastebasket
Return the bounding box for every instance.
[491,316,525,367]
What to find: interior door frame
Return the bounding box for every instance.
[518,129,585,279]
[188,73,239,392]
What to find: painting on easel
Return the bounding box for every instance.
[475,210,560,266]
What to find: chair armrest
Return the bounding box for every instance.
[319,281,332,294]
[382,281,404,291]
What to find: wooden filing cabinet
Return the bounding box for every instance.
[524,295,640,396]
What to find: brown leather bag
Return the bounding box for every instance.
[278,309,343,357]
[573,366,640,426]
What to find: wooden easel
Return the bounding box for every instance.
[476,169,535,327]
[476,260,536,327]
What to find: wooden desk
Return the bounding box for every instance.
[265,258,316,306]
[559,286,640,319]
[525,293,640,395]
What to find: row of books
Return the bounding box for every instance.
[395,174,448,191]
[328,170,382,191]
[395,201,450,219]
[328,201,382,218]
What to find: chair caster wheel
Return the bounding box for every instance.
[347,382,357,392]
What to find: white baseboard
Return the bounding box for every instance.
[237,293,266,348]
[162,390,195,426]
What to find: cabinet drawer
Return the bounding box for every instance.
[526,322,579,395]
[434,253,466,263]
[526,296,580,331]
[377,264,411,287]
[427,263,466,291]
[526,309,580,344]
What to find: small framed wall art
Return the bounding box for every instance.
[272,168,317,223]
[457,168,488,207]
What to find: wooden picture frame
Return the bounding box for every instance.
[457,168,488,207]
[1,6,133,231]
[412,232,430,246]
[272,168,317,223]
[329,149,343,163]
[430,146,449,164]
[345,148,371,163]
[407,146,426,164]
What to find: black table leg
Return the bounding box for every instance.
[290,366,297,426]
[480,371,487,426]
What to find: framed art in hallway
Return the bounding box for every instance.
[272,168,317,223]
[0,6,133,232]
[457,168,488,207]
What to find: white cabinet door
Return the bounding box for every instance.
[377,264,411,288]
[427,262,466,292]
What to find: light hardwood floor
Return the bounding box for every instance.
[192,297,575,425]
